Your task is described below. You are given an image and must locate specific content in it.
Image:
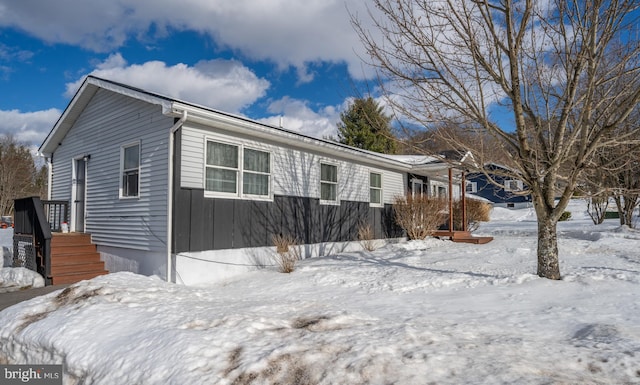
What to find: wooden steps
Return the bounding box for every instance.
[433,230,493,244]
[49,233,108,285]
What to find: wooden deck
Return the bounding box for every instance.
[432,230,493,244]
[49,233,108,284]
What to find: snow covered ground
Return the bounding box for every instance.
[0,200,639,384]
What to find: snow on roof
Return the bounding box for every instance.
[377,154,441,165]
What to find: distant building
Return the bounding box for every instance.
[466,164,532,209]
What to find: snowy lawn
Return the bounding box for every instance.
[0,228,45,292]
[0,200,639,384]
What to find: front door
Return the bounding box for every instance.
[72,158,86,232]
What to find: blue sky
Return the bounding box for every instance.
[0,1,380,147]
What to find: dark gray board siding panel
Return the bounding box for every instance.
[173,190,404,253]
[320,204,341,243]
[233,199,249,248]
[383,204,404,238]
[213,199,234,250]
[298,196,314,244]
[339,203,352,241]
[202,198,215,250]
[249,200,270,247]
[234,200,269,248]
[189,190,206,251]
[280,196,310,243]
[174,188,192,253]
[356,202,370,238]
[369,206,383,239]
[308,198,323,244]
[266,197,283,243]
[277,195,295,238]
[339,201,359,241]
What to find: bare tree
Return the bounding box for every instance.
[353,0,640,279]
[0,135,41,215]
[605,143,640,228]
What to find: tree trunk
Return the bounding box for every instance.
[537,215,561,280]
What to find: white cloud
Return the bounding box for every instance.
[63,53,342,140]
[260,96,340,139]
[0,0,375,81]
[0,108,61,146]
[64,53,270,113]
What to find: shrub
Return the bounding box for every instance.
[392,194,447,240]
[559,211,572,221]
[452,198,493,231]
[357,222,377,251]
[271,234,301,273]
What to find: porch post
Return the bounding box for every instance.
[461,171,467,232]
[448,168,453,231]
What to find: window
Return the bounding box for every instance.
[504,179,523,192]
[320,163,338,202]
[466,181,477,193]
[205,140,271,197]
[370,172,382,205]
[121,143,140,198]
[243,148,270,196]
[411,179,423,196]
[429,182,447,198]
[206,141,239,194]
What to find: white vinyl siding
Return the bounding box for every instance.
[180,123,407,204]
[50,89,172,252]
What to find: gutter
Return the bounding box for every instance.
[166,109,187,282]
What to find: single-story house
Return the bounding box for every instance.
[466,163,532,209]
[38,76,466,285]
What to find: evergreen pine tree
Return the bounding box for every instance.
[336,97,397,154]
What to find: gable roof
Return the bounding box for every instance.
[39,76,457,173]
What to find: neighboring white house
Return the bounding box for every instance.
[39,76,463,286]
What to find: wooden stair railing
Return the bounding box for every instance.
[14,196,108,285]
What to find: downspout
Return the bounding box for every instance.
[46,156,53,200]
[167,110,187,282]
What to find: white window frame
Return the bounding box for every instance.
[411,178,423,197]
[369,171,383,207]
[205,140,240,197]
[204,138,272,200]
[320,162,339,205]
[119,141,140,199]
[465,181,477,193]
[504,179,524,192]
[429,180,448,198]
[242,147,271,199]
